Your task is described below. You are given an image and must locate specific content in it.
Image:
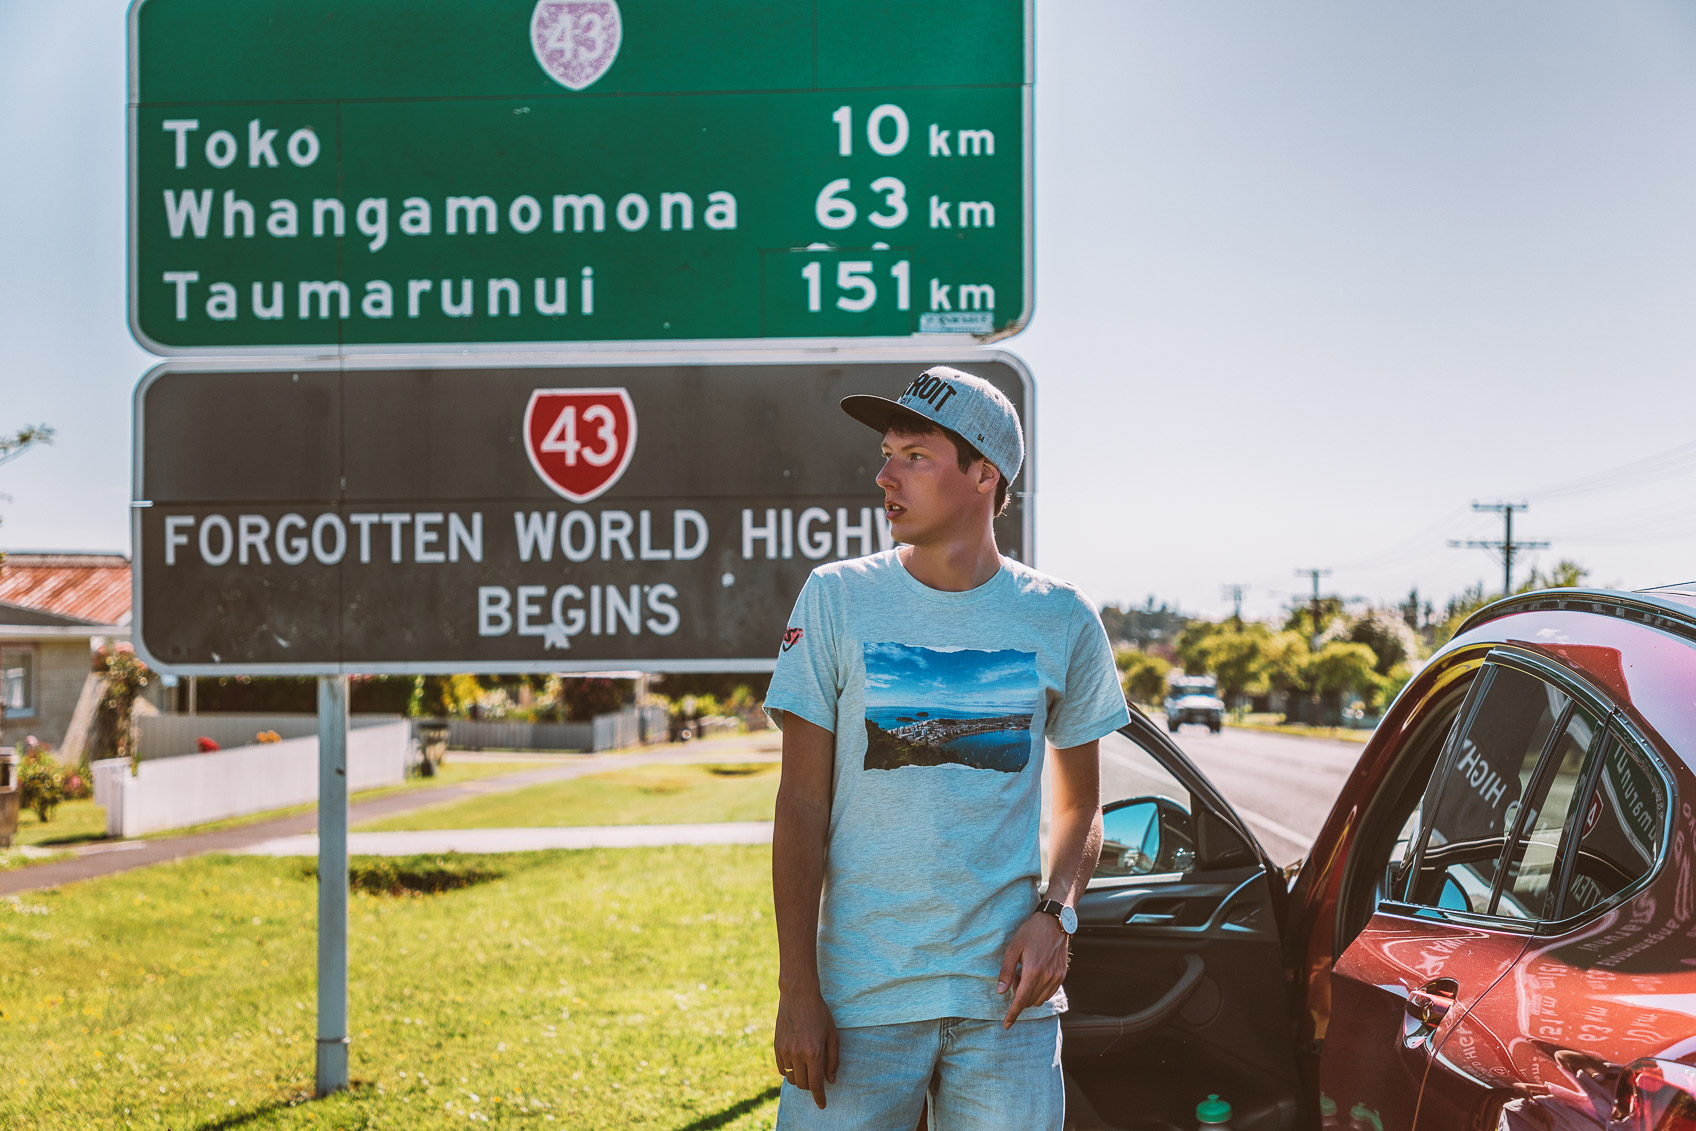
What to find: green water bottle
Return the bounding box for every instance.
[1349,1103,1384,1131]
[1196,1093,1233,1128]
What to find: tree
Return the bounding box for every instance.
[1173,621,1224,675]
[1262,631,1311,698]
[1198,624,1275,711]
[1300,641,1382,706]
[1528,559,1588,590]
[0,424,53,471]
[1099,598,1189,650]
[1436,560,1590,646]
[1282,597,1346,644]
[1347,608,1420,675]
[1115,648,1172,706]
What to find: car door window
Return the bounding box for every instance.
[1494,705,1600,919]
[1092,732,1196,879]
[1556,729,1668,918]
[1406,665,1568,914]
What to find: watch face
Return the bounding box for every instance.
[1059,905,1078,934]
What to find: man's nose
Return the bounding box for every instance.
[875,458,899,490]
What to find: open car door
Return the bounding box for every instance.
[1061,708,1305,1131]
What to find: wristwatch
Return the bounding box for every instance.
[1036,899,1077,935]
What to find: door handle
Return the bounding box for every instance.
[1402,979,1458,1049]
[1407,979,1458,1027]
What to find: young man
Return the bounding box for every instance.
[764,366,1130,1129]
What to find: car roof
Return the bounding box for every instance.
[1456,586,1696,647]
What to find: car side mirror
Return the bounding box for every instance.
[1098,796,1197,876]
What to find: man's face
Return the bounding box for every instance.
[876,427,994,545]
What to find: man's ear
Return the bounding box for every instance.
[976,459,999,496]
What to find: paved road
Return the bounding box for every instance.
[1099,723,1363,866]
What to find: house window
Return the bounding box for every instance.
[1,648,34,717]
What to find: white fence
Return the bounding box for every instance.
[446,719,593,751]
[93,719,409,838]
[138,713,397,761]
[447,707,670,752]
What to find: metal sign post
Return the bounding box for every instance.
[127,0,1032,352]
[315,675,351,1097]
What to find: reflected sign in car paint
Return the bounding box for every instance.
[1063,589,1696,1130]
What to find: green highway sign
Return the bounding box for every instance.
[128,0,1032,354]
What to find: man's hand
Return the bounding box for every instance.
[774,985,839,1109]
[996,910,1069,1029]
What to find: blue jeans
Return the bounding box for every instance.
[774,1015,1064,1131]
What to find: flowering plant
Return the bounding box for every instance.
[19,746,66,822]
[196,736,220,753]
[93,643,152,769]
[255,730,282,744]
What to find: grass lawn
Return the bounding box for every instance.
[359,762,782,832]
[0,848,71,872]
[8,760,540,851]
[1,846,782,1129]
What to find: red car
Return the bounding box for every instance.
[1061,586,1696,1130]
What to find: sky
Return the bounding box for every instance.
[2,1,1695,622]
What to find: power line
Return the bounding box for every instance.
[1513,439,1696,504]
[1449,501,1549,598]
[1293,568,1333,646]
[1220,584,1248,621]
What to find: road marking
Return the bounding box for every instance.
[1235,809,1314,852]
[1100,742,1315,852]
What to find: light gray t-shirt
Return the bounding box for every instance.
[763,550,1130,1028]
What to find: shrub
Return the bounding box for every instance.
[196,736,220,752]
[62,771,91,800]
[18,747,66,822]
[1115,648,1172,706]
[302,855,504,897]
[92,643,152,766]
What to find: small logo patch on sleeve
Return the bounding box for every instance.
[781,627,803,652]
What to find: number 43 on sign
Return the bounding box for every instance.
[522,388,638,504]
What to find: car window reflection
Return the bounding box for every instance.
[1558,730,1667,917]
[1495,707,1599,919]
[1409,666,1568,913]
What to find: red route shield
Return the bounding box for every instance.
[522,388,637,503]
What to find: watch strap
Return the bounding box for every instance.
[1036,899,1074,934]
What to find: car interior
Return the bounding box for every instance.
[1060,711,1303,1131]
[1059,673,1480,1131]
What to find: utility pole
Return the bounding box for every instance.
[1294,568,1332,647]
[1449,501,1550,598]
[1220,584,1247,624]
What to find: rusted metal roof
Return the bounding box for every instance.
[0,553,131,626]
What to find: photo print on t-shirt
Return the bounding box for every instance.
[862,642,1040,773]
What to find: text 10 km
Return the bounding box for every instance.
[801,260,910,314]
[817,105,922,232]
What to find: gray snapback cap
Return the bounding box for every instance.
[841,366,1025,485]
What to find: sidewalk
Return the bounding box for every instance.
[0,733,780,896]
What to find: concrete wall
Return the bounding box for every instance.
[1,637,93,751]
[93,719,409,838]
